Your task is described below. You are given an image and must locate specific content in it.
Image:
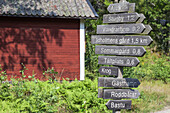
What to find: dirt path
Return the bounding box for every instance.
[151,106,170,113]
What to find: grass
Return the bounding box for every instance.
[140,80,170,104]
[140,80,170,110]
[121,80,170,113]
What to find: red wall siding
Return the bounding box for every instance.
[0,17,80,80]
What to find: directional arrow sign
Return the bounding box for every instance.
[99,66,118,76]
[91,35,153,46]
[97,23,145,34]
[129,3,135,12]
[103,13,140,23]
[143,25,152,34]
[98,77,140,88]
[137,14,146,23]
[98,56,140,67]
[95,46,146,56]
[98,89,140,99]
[106,100,132,110]
[107,3,135,13]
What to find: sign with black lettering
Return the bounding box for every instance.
[95,46,146,56]
[99,89,140,99]
[103,13,140,23]
[107,3,135,13]
[99,66,118,76]
[98,77,140,88]
[97,23,145,34]
[106,100,131,110]
[91,35,153,46]
[98,56,140,67]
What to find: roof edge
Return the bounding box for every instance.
[0,15,98,20]
[86,0,99,19]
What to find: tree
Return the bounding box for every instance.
[128,0,170,53]
[85,0,169,73]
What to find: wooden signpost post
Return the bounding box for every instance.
[91,0,152,112]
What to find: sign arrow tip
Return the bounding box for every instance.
[143,25,152,34]
[148,36,153,45]
[136,58,140,66]
[137,14,146,23]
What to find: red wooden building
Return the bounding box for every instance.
[0,0,98,80]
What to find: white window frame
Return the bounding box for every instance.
[80,19,85,80]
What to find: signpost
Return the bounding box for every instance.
[98,56,140,67]
[107,3,135,13]
[103,13,140,23]
[97,23,146,34]
[143,25,153,34]
[99,66,118,76]
[91,35,153,45]
[91,0,152,112]
[95,46,146,56]
[106,100,132,110]
[98,89,140,99]
[98,77,140,88]
[137,14,146,23]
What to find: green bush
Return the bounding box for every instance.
[128,0,170,53]
[0,77,168,113]
[0,78,110,113]
[0,80,60,112]
[123,50,170,83]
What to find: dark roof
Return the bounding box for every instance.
[0,0,98,19]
